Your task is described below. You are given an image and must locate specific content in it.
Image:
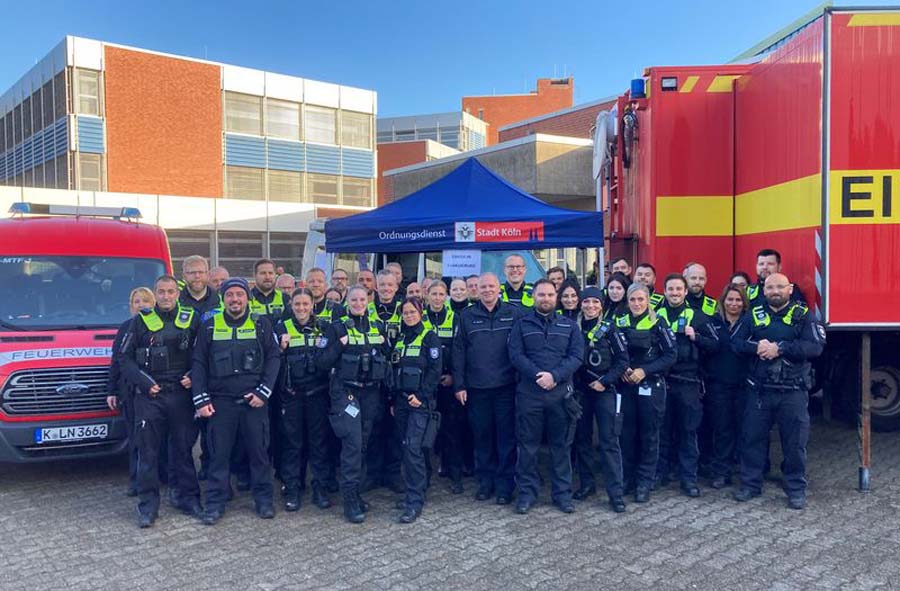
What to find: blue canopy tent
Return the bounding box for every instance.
[324,158,603,253]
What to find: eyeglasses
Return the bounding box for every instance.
[505,265,525,270]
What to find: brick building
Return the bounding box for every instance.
[498,96,617,142]
[376,140,458,205]
[462,78,574,145]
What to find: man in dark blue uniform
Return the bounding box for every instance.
[118,275,202,528]
[746,249,806,307]
[732,273,824,509]
[192,277,282,524]
[508,279,584,514]
[453,272,523,505]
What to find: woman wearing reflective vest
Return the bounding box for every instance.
[391,296,442,523]
[423,280,465,494]
[615,282,677,504]
[572,286,631,513]
[602,272,631,322]
[274,288,334,513]
[319,284,391,524]
[704,283,751,489]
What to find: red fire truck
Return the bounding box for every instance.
[600,7,900,433]
[0,203,171,462]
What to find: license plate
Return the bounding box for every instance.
[34,424,108,444]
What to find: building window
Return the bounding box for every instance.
[395,130,415,142]
[22,97,32,140]
[0,114,5,155]
[308,173,339,204]
[342,178,372,207]
[268,170,303,202]
[78,153,102,191]
[217,231,264,279]
[225,165,265,200]
[224,92,263,135]
[42,80,54,125]
[75,68,101,116]
[416,127,438,141]
[32,163,44,188]
[266,98,301,140]
[376,131,393,144]
[45,157,56,189]
[269,232,305,276]
[55,154,68,189]
[167,230,213,274]
[341,111,371,149]
[439,127,460,149]
[53,71,66,120]
[31,89,44,134]
[305,106,336,145]
[13,104,22,145]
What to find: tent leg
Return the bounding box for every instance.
[859,332,872,492]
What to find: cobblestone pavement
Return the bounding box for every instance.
[2,419,899,591]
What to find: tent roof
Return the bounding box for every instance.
[324,158,602,253]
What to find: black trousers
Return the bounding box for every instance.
[620,379,667,491]
[205,397,273,512]
[436,384,466,482]
[394,398,429,511]
[657,380,703,486]
[365,385,403,486]
[329,384,382,494]
[467,386,517,497]
[280,386,333,493]
[515,389,573,504]
[134,385,200,516]
[706,381,745,479]
[574,387,625,499]
[120,389,139,491]
[740,387,810,496]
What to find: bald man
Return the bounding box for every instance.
[683,263,718,317]
[731,273,824,510]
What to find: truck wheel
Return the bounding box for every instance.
[870,364,900,432]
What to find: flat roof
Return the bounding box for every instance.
[383,133,592,177]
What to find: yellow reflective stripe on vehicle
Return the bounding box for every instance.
[656,196,733,237]
[679,75,700,93]
[735,174,821,235]
[707,75,740,93]
[847,13,900,26]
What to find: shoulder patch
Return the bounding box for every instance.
[316,336,329,348]
[816,324,826,341]
[429,347,440,359]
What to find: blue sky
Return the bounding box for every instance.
[0,0,891,116]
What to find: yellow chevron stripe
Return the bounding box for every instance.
[679,75,700,93]
[735,174,821,234]
[848,13,900,27]
[656,196,733,237]
[707,75,740,93]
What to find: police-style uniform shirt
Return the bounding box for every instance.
[615,311,678,380]
[179,287,222,321]
[452,300,523,392]
[118,305,201,395]
[273,316,331,394]
[423,306,456,376]
[108,317,135,400]
[191,308,281,408]
[250,287,289,322]
[747,280,807,308]
[390,323,442,402]
[320,313,392,392]
[577,316,630,390]
[449,298,471,313]
[508,309,584,395]
[686,291,718,318]
[500,282,534,308]
[657,301,719,381]
[732,302,825,390]
[368,296,402,342]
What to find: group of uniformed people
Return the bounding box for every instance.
[107,247,824,528]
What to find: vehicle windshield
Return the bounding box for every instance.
[0,256,166,330]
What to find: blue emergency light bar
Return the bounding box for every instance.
[8,202,142,219]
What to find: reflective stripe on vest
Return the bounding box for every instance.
[394,328,430,358]
[213,313,257,340]
[250,291,287,318]
[657,306,695,329]
[423,308,454,338]
[701,296,718,317]
[140,305,194,332]
[747,285,760,301]
[282,319,318,348]
[649,292,664,309]
[751,303,806,328]
[500,283,534,307]
[347,321,385,346]
[367,300,401,329]
[586,320,611,345]
[615,313,658,331]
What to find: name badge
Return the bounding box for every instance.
[638,386,652,397]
